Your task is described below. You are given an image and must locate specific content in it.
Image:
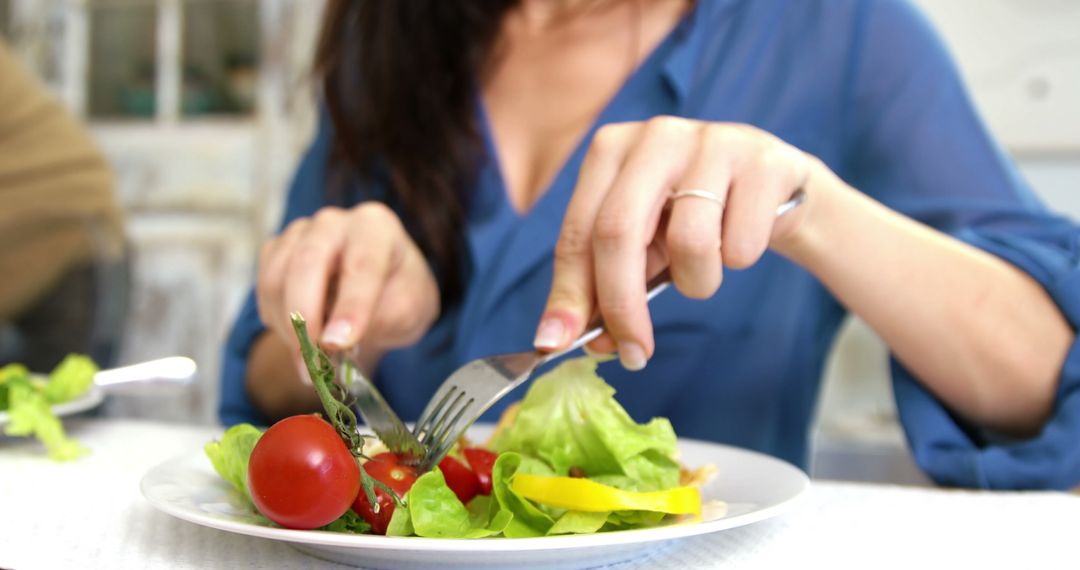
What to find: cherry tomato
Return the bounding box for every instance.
[248,415,361,529]
[352,452,418,535]
[438,455,480,505]
[463,448,498,495]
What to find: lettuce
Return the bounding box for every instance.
[0,363,26,411]
[491,357,680,492]
[42,354,97,404]
[3,378,87,460]
[386,504,415,537]
[1,361,90,460]
[319,509,371,534]
[392,469,511,538]
[491,452,555,537]
[204,423,263,498]
[546,510,609,535]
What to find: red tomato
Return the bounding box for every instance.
[438,455,480,505]
[463,448,498,495]
[352,452,418,535]
[248,415,361,529]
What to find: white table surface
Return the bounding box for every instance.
[1,418,1077,570]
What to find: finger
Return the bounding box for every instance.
[584,241,667,356]
[593,117,697,370]
[256,218,310,341]
[366,248,439,347]
[322,205,402,350]
[282,207,349,344]
[536,122,640,351]
[666,129,734,299]
[584,332,617,355]
[722,145,802,269]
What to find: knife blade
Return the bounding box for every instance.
[333,351,425,459]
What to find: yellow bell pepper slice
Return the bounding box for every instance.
[511,474,701,516]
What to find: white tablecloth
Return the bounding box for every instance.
[1,419,1077,569]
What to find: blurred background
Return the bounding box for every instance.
[1,0,1077,484]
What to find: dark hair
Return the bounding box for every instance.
[314,1,518,303]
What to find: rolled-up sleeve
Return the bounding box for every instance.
[844,0,1080,489]
[219,117,333,426]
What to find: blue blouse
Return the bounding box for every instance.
[221,0,1080,490]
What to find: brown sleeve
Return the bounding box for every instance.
[0,40,125,320]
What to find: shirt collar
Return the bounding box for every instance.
[661,0,739,105]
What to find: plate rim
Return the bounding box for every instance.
[140,435,810,552]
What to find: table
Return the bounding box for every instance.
[2,419,1077,569]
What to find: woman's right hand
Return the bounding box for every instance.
[256,202,440,376]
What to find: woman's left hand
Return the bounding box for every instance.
[533,116,819,370]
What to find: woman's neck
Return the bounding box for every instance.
[515,0,627,32]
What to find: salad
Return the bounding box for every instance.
[0,354,98,460]
[205,316,710,538]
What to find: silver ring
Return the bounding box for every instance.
[670,189,724,206]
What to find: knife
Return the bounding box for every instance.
[332,349,425,459]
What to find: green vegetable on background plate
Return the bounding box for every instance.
[205,355,701,538]
[0,354,99,460]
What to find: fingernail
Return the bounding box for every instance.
[533,317,566,350]
[617,341,648,371]
[321,319,353,348]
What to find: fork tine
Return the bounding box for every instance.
[413,385,457,441]
[429,396,473,451]
[423,389,467,446]
[427,426,465,470]
[420,394,475,471]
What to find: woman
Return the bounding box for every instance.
[222,0,1080,489]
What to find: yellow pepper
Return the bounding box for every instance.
[511,474,701,516]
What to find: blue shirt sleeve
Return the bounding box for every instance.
[845,0,1080,489]
[218,115,335,426]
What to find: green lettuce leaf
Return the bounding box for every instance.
[0,363,27,410]
[491,357,679,492]
[2,371,86,460]
[204,423,263,498]
[1,357,96,461]
[319,509,371,534]
[547,510,610,535]
[42,354,97,404]
[403,469,510,538]
[491,452,556,538]
[604,508,667,530]
[386,505,415,537]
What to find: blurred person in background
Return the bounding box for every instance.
[0,39,127,371]
[223,0,1080,490]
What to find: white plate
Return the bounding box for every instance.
[0,384,105,427]
[141,426,809,570]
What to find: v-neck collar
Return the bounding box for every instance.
[457,2,711,357]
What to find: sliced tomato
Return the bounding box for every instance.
[352,452,418,535]
[247,415,361,530]
[463,448,498,495]
[438,455,480,505]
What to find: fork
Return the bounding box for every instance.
[410,189,808,472]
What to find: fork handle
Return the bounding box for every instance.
[540,273,671,365]
[538,188,806,364]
